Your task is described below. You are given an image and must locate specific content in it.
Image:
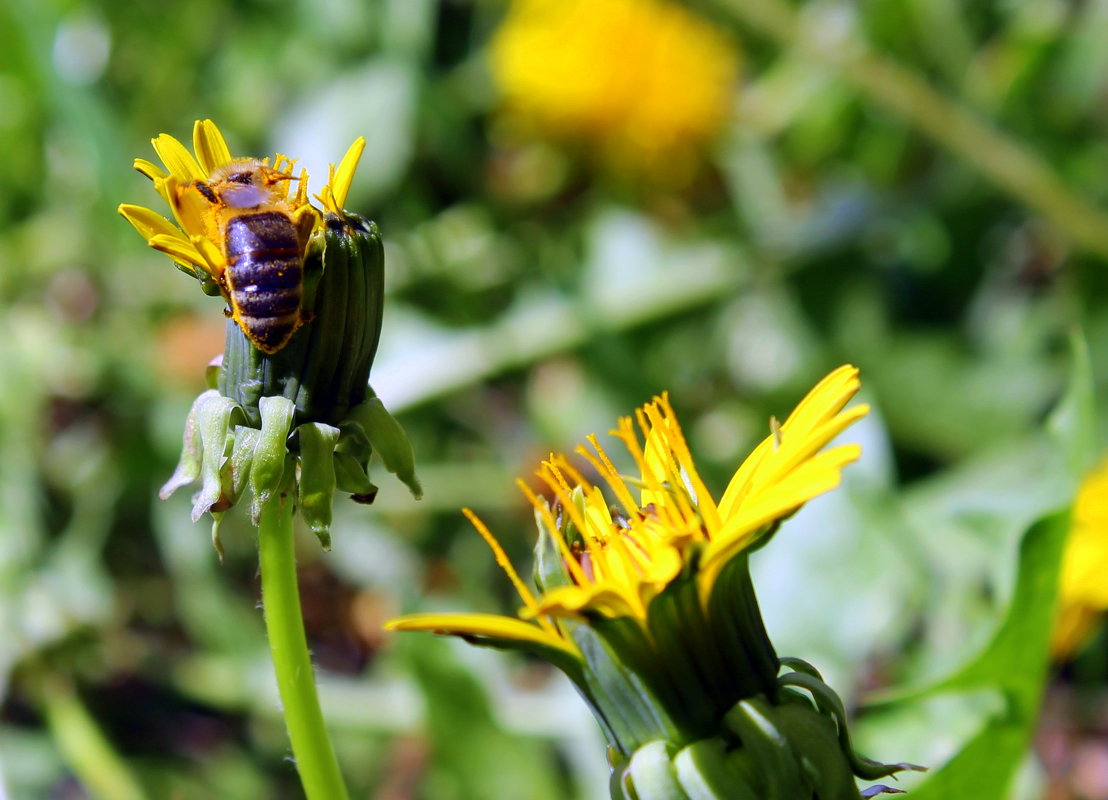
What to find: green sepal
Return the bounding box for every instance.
[178,262,222,296]
[724,745,768,794]
[776,670,924,781]
[531,496,574,595]
[210,511,226,562]
[346,394,422,499]
[609,748,635,800]
[227,426,259,504]
[218,212,384,428]
[672,738,759,800]
[329,215,371,412]
[299,226,327,313]
[205,356,221,390]
[778,656,824,680]
[573,617,685,755]
[290,223,348,420]
[160,390,212,501]
[646,569,739,739]
[627,740,688,800]
[295,422,341,549]
[191,394,242,522]
[722,698,808,800]
[704,555,779,699]
[771,702,861,800]
[333,451,379,499]
[249,396,296,523]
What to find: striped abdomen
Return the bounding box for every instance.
[223,211,304,353]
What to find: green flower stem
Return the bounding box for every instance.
[715,0,1108,262]
[258,494,350,800]
[38,674,147,800]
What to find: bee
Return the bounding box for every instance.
[180,159,317,354]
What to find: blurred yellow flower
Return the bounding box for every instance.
[489,0,739,187]
[1053,460,1108,658]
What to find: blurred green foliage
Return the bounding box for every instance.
[3,0,1108,797]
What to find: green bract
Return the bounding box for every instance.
[162,210,420,552]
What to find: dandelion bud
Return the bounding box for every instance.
[389,367,922,797]
[124,120,419,550]
[218,211,384,427]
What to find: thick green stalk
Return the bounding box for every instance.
[39,675,147,800]
[258,495,350,800]
[716,0,1108,262]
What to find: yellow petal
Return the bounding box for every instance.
[191,235,227,277]
[294,166,310,208]
[780,365,861,436]
[716,437,773,523]
[385,612,578,657]
[531,583,645,621]
[583,486,613,533]
[729,448,858,536]
[329,136,366,211]
[701,444,862,591]
[192,119,233,174]
[1052,603,1100,659]
[640,421,671,508]
[152,133,204,181]
[717,367,865,523]
[118,203,185,242]
[165,175,213,241]
[147,234,207,275]
[133,158,166,182]
[739,404,869,504]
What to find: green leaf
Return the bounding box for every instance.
[882,510,1070,800]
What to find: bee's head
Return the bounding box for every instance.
[209,159,292,209]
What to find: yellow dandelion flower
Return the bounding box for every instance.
[118,119,365,352]
[388,364,868,647]
[489,0,739,186]
[1053,459,1108,658]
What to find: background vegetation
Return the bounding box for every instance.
[3,0,1108,797]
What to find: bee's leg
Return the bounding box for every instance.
[190,180,220,205]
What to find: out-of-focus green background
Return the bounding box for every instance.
[4,0,1108,797]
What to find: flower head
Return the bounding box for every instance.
[118,120,365,351]
[1053,459,1108,657]
[526,365,869,622]
[388,368,921,793]
[389,366,871,735]
[122,121,419,548]
[489,0,739,186]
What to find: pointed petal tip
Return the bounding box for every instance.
[329,136,367,211]
[193,118,233,173]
